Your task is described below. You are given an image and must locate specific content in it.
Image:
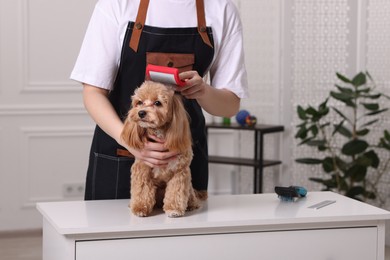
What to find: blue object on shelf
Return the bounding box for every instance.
[235,110,250,126]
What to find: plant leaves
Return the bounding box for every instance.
[352,72,366,87]
[297,105,307,120]
[309,177,326,184]
[355,154,374,167]
[361,93,381,99]
[356,129,369,136]
[330,91,354,101]
[335,156,348,172]
[361,119,379,128]
[362,103,379,111]
[346,164,367,182]
[318,106,329,116]
[357,87,371,94]
[335,84,353,94]
[319,98,329,110]
[306,107,325,122]
[364,150,380,168]
[384,130,390,141]
[296,158,323,164]
[318,145,327,151]
[306,140,326,147]
[332,120,345,136]
[365,71,374,82]
[341,139,369,155]
[323,178,338,188]
[309,177,337,189]
[382,93,390,100]
[346,186,365,197]
[298,137,315,146]
[333,107,351,123]
[338,177,350,191]
[306,106,318,116]
[379,139,390,150]
[295,125,308,139]
[364,108,388,116]
[322,157,334,173]
[330,91,356,107]
[295,71,386,202]
[320,122,331,129]
[336,72,352,84]
[334,123,352,138]
[379,130,390,150]
[365,191,376,200]
[310,125,319,136]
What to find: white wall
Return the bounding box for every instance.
[0,0,389,240]
[0,0,97,230]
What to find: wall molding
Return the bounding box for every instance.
[0,0,4,97]
[0,127,3,213]
[0,104,87,116]
[20,0,81,93]
[19,126,94,208]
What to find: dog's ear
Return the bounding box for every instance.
[121,117,145,150]
[165,95,192,153]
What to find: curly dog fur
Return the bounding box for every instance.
[121,81,203,217]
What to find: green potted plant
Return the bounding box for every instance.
[295,71,390,204]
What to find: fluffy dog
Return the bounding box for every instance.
[121,81,201,217]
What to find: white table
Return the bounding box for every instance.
[37,192,390,260]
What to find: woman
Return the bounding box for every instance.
[71,0,248,200]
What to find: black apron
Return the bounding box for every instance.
[84,0,214,200]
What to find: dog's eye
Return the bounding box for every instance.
[136,100,143,106]
[154,101,162,107]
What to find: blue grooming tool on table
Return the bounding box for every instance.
[275,186,307,201]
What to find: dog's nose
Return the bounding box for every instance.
[138,110,147,119]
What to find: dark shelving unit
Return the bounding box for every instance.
[206,123,284,193]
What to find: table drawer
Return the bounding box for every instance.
[76,227,377,260]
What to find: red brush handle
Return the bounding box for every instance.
[146,64,186,87]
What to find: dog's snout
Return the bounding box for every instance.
[138,110,147,119]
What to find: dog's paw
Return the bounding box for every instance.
[186,203,200,211]
[131,205,152,217]
[165,210,185,218]
[187,196,201,211]
[132,210,149,217]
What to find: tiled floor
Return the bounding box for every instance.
[0,231,389,260]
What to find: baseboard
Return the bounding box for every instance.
[0,229,42,238]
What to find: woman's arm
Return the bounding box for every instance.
[178,71,240,117]
[196,85,240,117]
[83,84,124,144]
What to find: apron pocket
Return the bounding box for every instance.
[91,152,133,200]
[146,52,194,73]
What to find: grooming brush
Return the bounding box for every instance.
[275,186,307,201]
[146,64,186,87]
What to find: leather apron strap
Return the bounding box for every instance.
[129,0,150,52]
[196,0,213,48]
[129,0,213,52]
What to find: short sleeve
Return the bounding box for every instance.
[209,3,249,98]
[70,2,121,90]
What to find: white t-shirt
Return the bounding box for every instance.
[71,0,249,98]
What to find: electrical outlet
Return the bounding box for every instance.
[63,183,85,198]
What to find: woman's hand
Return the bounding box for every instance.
[177,70,207,99]
[124,134,178,168]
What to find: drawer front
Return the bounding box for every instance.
[76,227,377,260]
